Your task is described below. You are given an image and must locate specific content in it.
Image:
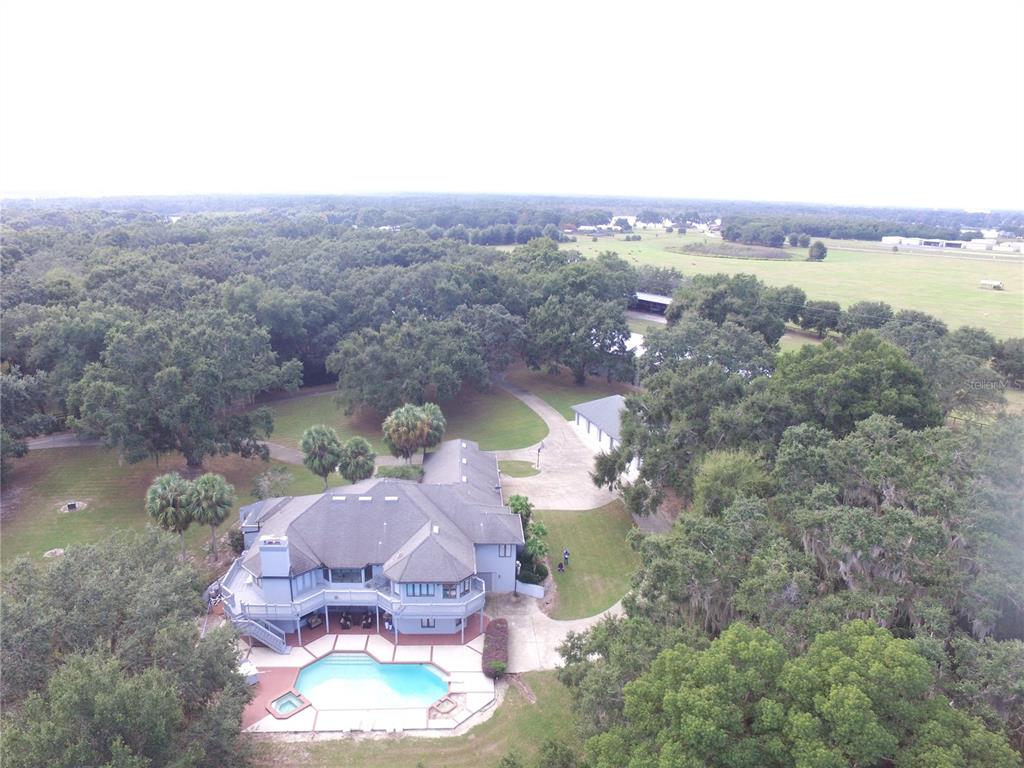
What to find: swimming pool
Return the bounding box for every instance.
[295,653,448,710]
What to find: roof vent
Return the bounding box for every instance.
[384,496,399,502]
[461,442,467,448]
[462,475,468,483]
[461,458,467,464]
[358,496,372,501]
[432,525,439,534]
[331,495,346,501]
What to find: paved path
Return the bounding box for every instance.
[487,592,623,673]
[492,376,618,510]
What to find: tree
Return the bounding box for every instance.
[797,299,841,337]
[691,449,772,516]
[808,239,828,260]
[583,622,1019,768]
[0,367,56,480]
[526,294,632,384]
[798,233,811,247]
[382,404,429,461]
[189,473,236,558]
[69,309,302,468]
[838,300,894,335]
[251,465,293,499]
[1,530,250,768]
[145,472,194,559]
[667,273,793,345]
[420,402,447,454]
[300,424,344,489]
[994,338,1024,385]
[507,493,534,524]
[336,436,376,484]
[787,232,801,246]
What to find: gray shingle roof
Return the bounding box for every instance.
[571,394,627,442]
[240,440,523,582]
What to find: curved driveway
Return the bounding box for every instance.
[492,376,618,511]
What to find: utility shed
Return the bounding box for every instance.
[979,280,1005,290]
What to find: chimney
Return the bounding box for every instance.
[259,535,291,578]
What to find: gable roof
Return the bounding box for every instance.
[571,394,627,442]
[238,440,523,582]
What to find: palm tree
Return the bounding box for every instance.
[382,404,429,462]
[145,472,194,560]
[189,473,236,558]
[337,436,376,484]
[420,402,447,457]
[300,424,344,489]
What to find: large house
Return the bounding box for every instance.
[216,440,525,652]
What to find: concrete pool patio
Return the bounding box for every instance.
[241,632,495,733]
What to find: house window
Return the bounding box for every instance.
[420,618,436,629]
[455,618,463,627]
[404,583,435,597]
[460,577,472,596]
[498,544,514,558]
[443,583,457,599]
[330,567,363,583]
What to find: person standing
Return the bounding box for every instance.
[562,548,570,567]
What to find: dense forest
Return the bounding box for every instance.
[2,197,1023,767]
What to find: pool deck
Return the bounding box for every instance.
[241,632,495,733]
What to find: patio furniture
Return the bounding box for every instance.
[361,615,373,629]
[306,614,322,629]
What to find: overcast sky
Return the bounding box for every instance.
[2,0,1022,209]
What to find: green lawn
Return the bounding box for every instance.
[269,386,547,453]
[498,460,540,478]
[0,448,322,574]
[627,315,665,334]
[563,231,1024,339]
[505,364,634,420]
[249,671,578,768]
[537,501,640,620]
[778,331,823,352]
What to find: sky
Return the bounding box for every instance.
[1,0,1022,210]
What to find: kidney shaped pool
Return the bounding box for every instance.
[295,652,448,710]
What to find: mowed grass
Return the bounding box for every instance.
[537,501,640,620]
[499,460,540,477]
[627,315,666,334]
[0,448,323,569]
[249,671,578,768]
[505,364,635,420]
[563,231,1024,338]
[778,330,823,352]
[269,386,547,452]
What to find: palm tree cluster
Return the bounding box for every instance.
[144,472,236,559]
[299,425,377,489]
[381,403,446,462]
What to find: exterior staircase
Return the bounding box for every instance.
[224,606,291,654]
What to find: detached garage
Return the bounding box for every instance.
[571,395,640,476]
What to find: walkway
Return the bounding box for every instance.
[491,375,619,510]
[486,592,622,673]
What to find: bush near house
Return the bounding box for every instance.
[376,465,424,481]
[518,560,548,585]
[482,618,510,678]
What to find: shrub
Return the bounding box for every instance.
[227,528,245,555]
[518,561,548,584]
[376,465,423,481]
[482,618,509,678]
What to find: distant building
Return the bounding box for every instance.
[631,292,673,315]
[571,395,640,476]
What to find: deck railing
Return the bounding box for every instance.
[237,576,486,622]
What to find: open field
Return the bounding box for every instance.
[537,501,640,620]
[270,386,548,452]
[558,231,1024,338]
[249,671,578,768]
[504,364,635,420]
[0,448,323,570]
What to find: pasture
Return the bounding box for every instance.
[559,230,1023,338]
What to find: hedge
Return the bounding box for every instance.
[376,465,424,481]
[482,618,509,679]
[518,561,548,585]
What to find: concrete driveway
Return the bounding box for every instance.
[493,376,619,511]
[486,592,622,673]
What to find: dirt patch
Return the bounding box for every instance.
[506,674,536,704]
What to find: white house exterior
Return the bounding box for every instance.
[571,394,640,477]
[216,440,524,652]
